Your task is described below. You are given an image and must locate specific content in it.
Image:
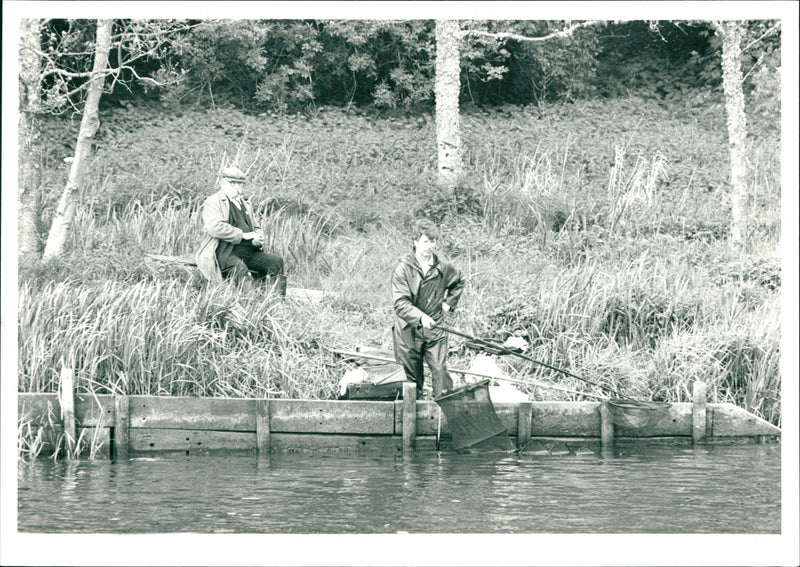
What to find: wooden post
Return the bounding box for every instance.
[113,395,130,459]
[402,382,416,451]
[600,402,614,447]
[517,402,532,450]
[256,399,271,454]
[59,367,77,458]
[692,381,707,443]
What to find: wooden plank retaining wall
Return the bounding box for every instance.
[17,389,781,458]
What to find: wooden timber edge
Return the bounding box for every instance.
[17,389,781,458]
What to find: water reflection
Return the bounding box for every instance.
[18,443,780,534]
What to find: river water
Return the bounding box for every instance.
[17,442,779,534]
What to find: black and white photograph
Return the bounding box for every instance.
[2,2,798,566]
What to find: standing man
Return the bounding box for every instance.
[196,166,286,295]
[392,218,466,398]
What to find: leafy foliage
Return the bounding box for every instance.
[154,20,436,111]
[594,19,781,129]
[26,19,782,116]
[459,20,601,104]
[593,21,719,99]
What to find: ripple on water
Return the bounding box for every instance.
[18,443,780,533]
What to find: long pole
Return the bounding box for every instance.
[329,348,608,400]
[436,325,618,396]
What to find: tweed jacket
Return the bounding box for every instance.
[196,189,261,285]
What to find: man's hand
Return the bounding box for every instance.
[244,231,264,248]
[421,314,436,329]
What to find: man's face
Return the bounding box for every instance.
[223,178,245,200]
[414,233,436,259]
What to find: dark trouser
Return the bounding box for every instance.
[222,244,286,295]
[393,323,453,397]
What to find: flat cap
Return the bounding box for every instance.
[221,166,246,181]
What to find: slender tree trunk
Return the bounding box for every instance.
[18,18,43,257]
[435,20,464,190]
[43,20,113,260]
[716,21,748,247]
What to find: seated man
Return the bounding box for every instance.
[196,166,286,295]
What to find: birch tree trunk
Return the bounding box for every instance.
[42,20,113,260]
[18,18,43,257]
[435,20,464,190]
[716,21,748,247]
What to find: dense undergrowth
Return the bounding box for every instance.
[19,91,782,427]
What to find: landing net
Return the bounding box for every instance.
[434,380,514,451]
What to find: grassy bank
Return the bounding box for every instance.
[20,93,781,425]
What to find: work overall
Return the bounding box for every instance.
[393,323,451,398]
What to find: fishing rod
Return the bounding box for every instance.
[328,348,608,400]
[436,324,620,397]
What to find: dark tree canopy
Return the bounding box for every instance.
[28,19,778,115]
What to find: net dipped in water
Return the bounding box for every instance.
[434,380,514,451]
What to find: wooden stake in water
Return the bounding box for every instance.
[436,406,442,451]
[517,402,532,450]
[59,367,76,458]
[402,382,416,451]
[600,401,614,447]
[256,400,271,455]
[114,395,130,459]
[692,381,707,444]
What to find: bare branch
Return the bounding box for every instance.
[111,48,158,68]
[107,70,125,94]
[649,20,667,42]
[742,50,770,83]
[460,20,607,43]
[40,68,94,80]
[113,65,162,85]
[107,64,160,94]
[27,18,211,115]
[672,22,691,36]
[59,82,90,100]
[27,44,97,58]
[742,23,781,53]
[41,59,166,86]
[42,81,91,114]
[109,20,219,41]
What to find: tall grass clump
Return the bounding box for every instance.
[18,396,108,461]
[464,96,736,244]
[648,293,780,424]
[454,234,780,420]
[479,254,705,347]
[479,138,713,244]
[480,142,586,235]
[17,409,50,460]
[18,280,349,400]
